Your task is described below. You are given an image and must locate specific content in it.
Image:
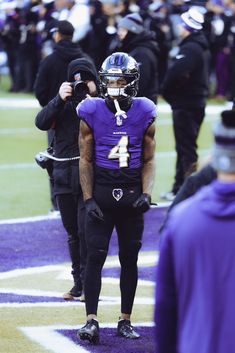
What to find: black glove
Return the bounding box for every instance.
[85,198,104,222]
[133,193,151,213]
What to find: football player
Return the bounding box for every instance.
[77,52,157,344]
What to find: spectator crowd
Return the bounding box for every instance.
[0,0,235,101]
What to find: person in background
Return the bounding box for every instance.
[34,20,90,212]
[155,108,235,353]
[117,12,159,103]
[77,52,156,344]
[161,7,211,201]
[54,0,90,44]
[35,57,98,300]
[145,0,174,89]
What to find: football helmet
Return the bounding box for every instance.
[99,52,140,99]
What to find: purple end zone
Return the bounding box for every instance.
[59,326,156,353]
[0,207,167,273]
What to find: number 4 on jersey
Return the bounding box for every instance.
[108,135,130,167]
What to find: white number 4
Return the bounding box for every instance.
[108,136,130,167]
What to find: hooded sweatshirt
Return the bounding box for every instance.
[35,58,97,195]
[34,40,91,107]
[155,180,235,353]
[161,32,211,108]
[120,30,159,103]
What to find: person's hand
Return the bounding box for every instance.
[85,198,104,221]
[59,82,73,101]
[133,193,151,213]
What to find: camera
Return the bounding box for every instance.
[35,146,54,175]
[70,80,89,99]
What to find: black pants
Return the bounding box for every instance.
[172,107,205,194]
[84,183,144,316]
[57,193,86,287]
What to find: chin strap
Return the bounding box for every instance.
[114,99,127,126]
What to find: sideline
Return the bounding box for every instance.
[0,204,169,225]
[0,97,231,112]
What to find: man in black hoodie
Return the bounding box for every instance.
[161,8,211,200]
[34,20,89,106]
[34,20,91,211]
[35,58,98,300]
[117,13,159,104]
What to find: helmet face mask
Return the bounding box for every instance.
[99,52,140,100]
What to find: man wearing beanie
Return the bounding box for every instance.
[117,13,159,103]
[161,7,211,201]
[155,109,235,353]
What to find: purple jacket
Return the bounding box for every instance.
[155,180,235,353]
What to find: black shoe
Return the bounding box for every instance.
[63,283,82,300]
[117,319,140,339]
[78,319,100,344]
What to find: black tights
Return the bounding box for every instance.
[84,210,143,316]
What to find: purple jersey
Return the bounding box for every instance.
[77,97,156,169]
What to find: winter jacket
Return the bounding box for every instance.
[159,164,217,233]
[34,40,90,107]
[161,32,211,108]
[119,30,159,103]
[35,58,98,195]
[155,180,235,353]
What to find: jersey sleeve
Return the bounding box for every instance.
[76,97,96,129]
[141,98,157,130]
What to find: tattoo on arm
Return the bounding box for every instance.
[142,122,156,195]
[79,120,94,200]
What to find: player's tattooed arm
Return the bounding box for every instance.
[142,122,156,195]
[79,120,94,201]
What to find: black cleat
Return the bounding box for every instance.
[117,319,140,339]
[78,319,100,344]
[63,283,82,300]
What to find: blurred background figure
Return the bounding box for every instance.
[0,0,21,92]
[54,0,90,44]
[14,0,40,93]
[36,0,58,59]
[205,0,232,100]
[155,108,235,353]
[161,7,211,200]
[117,12,159,103]
[144,0,174,89]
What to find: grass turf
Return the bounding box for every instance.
[0,75,223,220]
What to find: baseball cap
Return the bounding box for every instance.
[50,20,74,36]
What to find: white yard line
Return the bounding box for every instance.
[20,326,90,353]
[0,149,212,172]
[0,297,154,308]
[0,128,35,135]
[19,322,155,353]
[0,97,230,111]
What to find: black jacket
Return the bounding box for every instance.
[35,58,98,195]
[161,32,211,108]
[159,164,217,233]
[34,40,89,107]
[119,30,159,103]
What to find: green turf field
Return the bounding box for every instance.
[0,75,226,220]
